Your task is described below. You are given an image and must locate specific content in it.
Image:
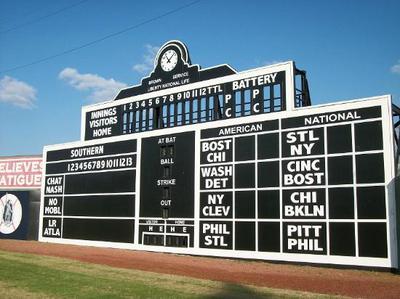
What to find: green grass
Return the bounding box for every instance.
[0,250,344,299]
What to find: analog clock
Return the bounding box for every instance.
[160,49,178,72]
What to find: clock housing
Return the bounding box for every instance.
[115,40,236,98]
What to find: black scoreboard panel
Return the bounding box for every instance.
[40,98,397,269]
[42,140,137,243]
[138,131,195,247]
[198,105,390,259]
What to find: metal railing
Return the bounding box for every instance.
[295,69,311,107]
[392,103,400,175]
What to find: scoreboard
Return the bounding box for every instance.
[39,41,398,269]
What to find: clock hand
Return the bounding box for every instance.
[167,52,176,63]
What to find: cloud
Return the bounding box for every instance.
[0,76,36,108]
[59,68,127,103]
[263,60,283,66]
[391,60,400,74]
[253,59,284,69]
[132,44,159,74]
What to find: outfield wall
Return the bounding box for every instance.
[39,96,398,269]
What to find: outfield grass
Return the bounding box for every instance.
[0,250,344,299]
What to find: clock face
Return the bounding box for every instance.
[160,49,178,72]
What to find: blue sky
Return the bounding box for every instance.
[0,0,399,156]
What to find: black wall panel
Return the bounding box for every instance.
[327,125,352,154]
[65,171,135,194]
[355,121,383,151]
[328,188,354,219]
[356,153,385,183]
[139,131,195,218]
[257,133,279,159]
[235,136,255,161]
[329,223,355,256]
[235,222,255,251]
[64,195,135,217]
[63,218,134,243]
[358,223,387,258]
[258,161,279,187]
[235,163,255,189]
[258,190,280,219]
[235,191,255,218]
[357,186,386,219]
[258,222,280,252]
[328,156,353,185]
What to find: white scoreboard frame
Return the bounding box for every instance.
[39,61,398,269]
